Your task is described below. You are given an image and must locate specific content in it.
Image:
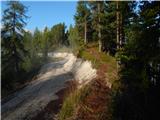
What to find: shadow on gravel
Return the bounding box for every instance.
[38,59,67,75]
[31,80,77,120]
[1,72,74,120]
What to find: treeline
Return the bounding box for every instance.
[23,23,68,71]
[70,1,119,54]
[71,1,160,120]
[1,1,69,95]
[113,1,160,120]
[72,1,137,55]
[24,23,68,59]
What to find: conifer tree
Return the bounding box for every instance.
[75,1,90,44]
[114,1,160,119]
[1,1,28,88]
[2,1,28,74]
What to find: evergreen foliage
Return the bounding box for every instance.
[113,1,160,120]
[2,1,160,119]
[1,1,28,89]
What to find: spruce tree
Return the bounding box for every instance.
[75,1,90,44]
[114,1,160,120]
[2,1,28,89]
[2,1,28,83]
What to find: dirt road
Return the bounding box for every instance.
[1,53,76,120]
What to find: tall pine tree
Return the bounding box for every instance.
[75,1,90,44]
[1,1,28,88]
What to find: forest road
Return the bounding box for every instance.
[1,52,76,120]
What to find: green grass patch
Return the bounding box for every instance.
[77,45,117,84]
[55,46,73,53]
[58,44,118,120]
[58,85,91,120]
[78,46,116,70]
[78,48,100,68]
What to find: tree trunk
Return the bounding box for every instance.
[84,18,87,44]
[98,3,102,52]
[120,12,123,48]
[116,1,120,50]
[13,9,19,74]
[116,1,120,71]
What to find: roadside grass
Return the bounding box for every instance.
[58,43,118,120]
[58,79,112,120]
[58,84,91,120]
[77,44,117,84]
[47,57,64,62]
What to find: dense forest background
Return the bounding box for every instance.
[1,1,160,120]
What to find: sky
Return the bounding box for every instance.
[1,1,77,32]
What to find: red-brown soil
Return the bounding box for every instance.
[72,63,112,120]
[32,48,112,120]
